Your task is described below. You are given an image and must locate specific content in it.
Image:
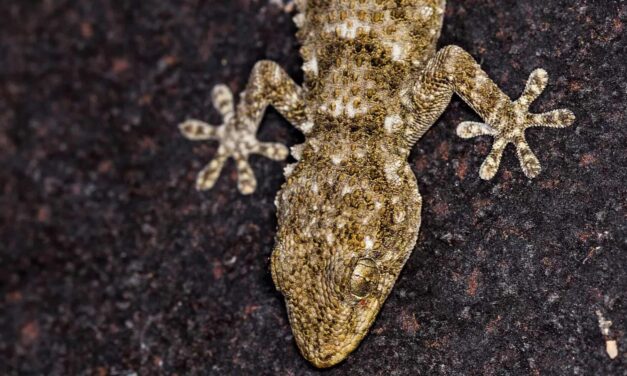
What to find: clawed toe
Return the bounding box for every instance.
[529,109,576,129]
[235,157,257,195]
[515,138,541,178]
[196,147,228,191]
[179,119,223,140]
[516,68,549,109]
[457,121,497,139]
[479,138,507,180]
[211,84,235,118]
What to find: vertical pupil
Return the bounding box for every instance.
[349,258,380,298]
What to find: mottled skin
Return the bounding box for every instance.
[179,0,575,368]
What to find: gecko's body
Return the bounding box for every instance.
[179,0,575,368]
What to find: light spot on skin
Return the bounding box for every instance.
[419,6,434,20]
[301,121,314,134]
[364,236,374,250]
[384,160,402,184]
[341,184,353,196]
[384,114,403,133]
[303,56,318,76]
[332,98,344,117]
[331,154,344,165]
[293,13,305,28]
[284,163,296,177]
[391,44,403,61]
[326,232,335,245]
[291,144,304,160]
[346,101,358,118]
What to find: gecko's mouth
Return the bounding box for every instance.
[287,296,380,368]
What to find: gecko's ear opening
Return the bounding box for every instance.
[349,258,380,299]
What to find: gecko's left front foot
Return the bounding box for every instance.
[456,69,575,180]
[179,85,289,194]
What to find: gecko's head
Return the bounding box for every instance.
[271,160,421,368]
[273,247,385,368]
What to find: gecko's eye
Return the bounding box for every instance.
[349,258,380,299]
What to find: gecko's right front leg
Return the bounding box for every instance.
[403,46,575,180]
[180,60,312,194]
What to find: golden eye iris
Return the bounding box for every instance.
[349,258,380,299]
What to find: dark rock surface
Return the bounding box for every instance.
[0,0,625,375]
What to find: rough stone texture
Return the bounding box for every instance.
[0,0,625,375]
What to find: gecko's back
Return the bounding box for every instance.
[295,0,445,129]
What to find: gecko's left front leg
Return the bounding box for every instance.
[403,46,575,179]
[179,61,312,194]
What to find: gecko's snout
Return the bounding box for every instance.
[289,295,380,368]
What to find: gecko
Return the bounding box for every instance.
[178,0,575,368]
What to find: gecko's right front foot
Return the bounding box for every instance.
[179,85,289,194]
[457,69,575,180]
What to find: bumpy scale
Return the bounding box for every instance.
[179,0,575,368]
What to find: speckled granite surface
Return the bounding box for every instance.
[0,1,625,375]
